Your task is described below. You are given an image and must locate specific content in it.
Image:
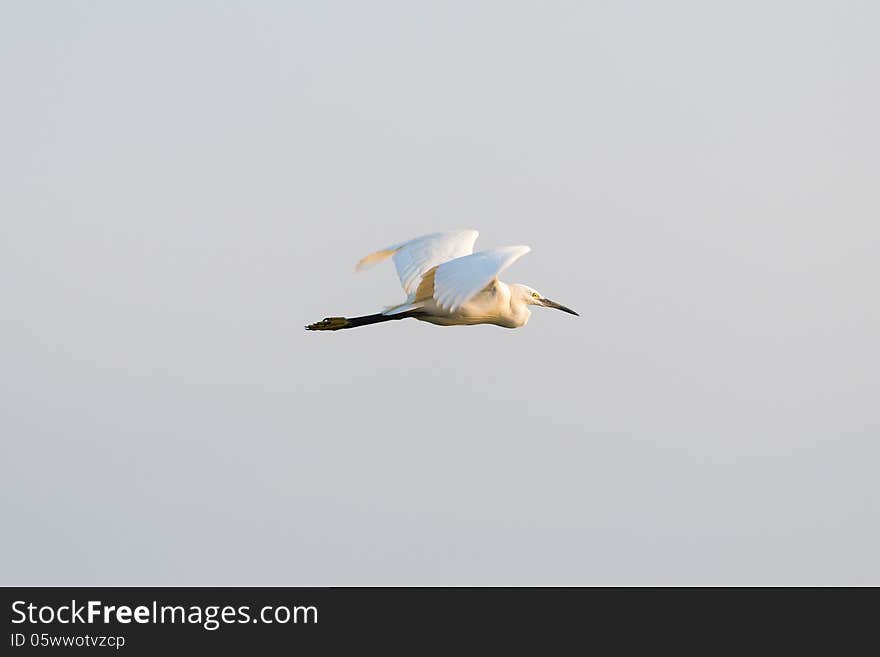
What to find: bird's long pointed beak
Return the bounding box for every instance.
[541,298,579,316]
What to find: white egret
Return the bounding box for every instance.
[306,229,578,331]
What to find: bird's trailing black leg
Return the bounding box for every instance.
[305,317,351,331]
[305,312,418,331]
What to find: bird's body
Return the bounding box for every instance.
[306,230,577,331]
[403,279,526,328]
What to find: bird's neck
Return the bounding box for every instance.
[506,288,532,328]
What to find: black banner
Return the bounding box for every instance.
[1,587,871,652]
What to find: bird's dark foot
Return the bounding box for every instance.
[305,317,350,331]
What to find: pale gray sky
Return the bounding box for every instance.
[2,1,878,584]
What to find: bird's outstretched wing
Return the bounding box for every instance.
[433,245,531,312]
[356,230,479,296]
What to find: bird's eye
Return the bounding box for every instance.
[532,292,540,298]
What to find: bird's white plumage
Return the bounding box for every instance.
[363,230,479,296]
[307,230,577,331]
[433,245,531,312]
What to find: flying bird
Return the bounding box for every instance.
[306,230,578,331]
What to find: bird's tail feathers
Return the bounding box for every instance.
[382,301,424,316]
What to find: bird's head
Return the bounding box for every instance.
[512,284,579,316]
